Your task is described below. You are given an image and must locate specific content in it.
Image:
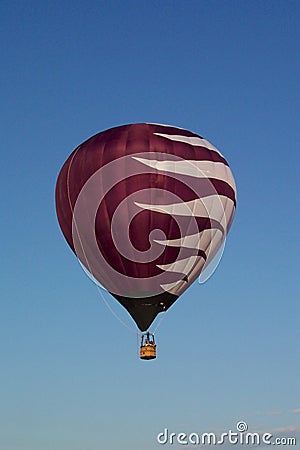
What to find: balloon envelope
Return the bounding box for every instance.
[55,123,236,331]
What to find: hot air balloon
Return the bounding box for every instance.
[55,123,236,360]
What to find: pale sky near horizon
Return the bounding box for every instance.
[1,1,299,449]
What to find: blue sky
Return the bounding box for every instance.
[1,1,299,449]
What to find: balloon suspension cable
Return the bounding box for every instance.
[136,330,140,359]
[95,284,138,335]
[152,310,167,334]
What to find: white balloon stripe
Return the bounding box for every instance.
[154,133,224,156]
[154,232,202,248]
[157,255,202,275]
[135,196,234,232]
[132,157,235,189]
[154,229,223,251]
[146,122,186,130]
[160,279,188,294]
